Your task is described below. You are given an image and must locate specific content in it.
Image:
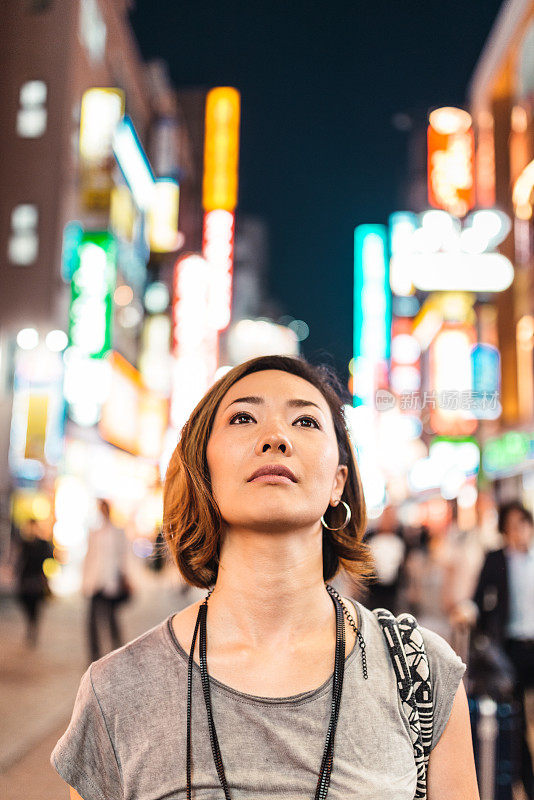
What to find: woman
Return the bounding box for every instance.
[51,355,479,800]
[15,517,53,646]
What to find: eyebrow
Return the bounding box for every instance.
[224,395,323,413]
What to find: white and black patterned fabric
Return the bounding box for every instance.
[373,609,433,800]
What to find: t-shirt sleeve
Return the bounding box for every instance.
[50,665,123,800]
[420,626,467,750]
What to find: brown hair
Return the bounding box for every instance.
[163,355,371,588]
[498,500,533,534]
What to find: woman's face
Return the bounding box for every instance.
[206,370,348,532]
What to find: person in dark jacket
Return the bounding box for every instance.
[473,500,534,800]
[15,517,53,646]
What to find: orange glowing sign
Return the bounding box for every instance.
[427,108,475,218]
[99,352,168,458]
[202,87,240,212]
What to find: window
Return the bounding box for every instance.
[8,205,38,265]
[79,0,106,63]
[26,0,53,12]
[17,80,47,138]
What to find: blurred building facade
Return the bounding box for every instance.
[468,0,534,507]
[0,0,301,595]
[0,0,194,590]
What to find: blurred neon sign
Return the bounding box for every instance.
[112,116,155,211]
[203,87,240,212]
[429,323,478,436]
[99,352,168,459]
[79,88,124,162]
[9,349,65,480]
[203,209,235,331]
[147,178,180,253]
[68,232,116,358]
[388,209,513,294]
[483,431,534,477]
[353,225,391,406]
[171,255,218,429]
[512,159,534,220]
[428,107,475,218]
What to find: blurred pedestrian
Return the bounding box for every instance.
[82,499,130,663]
[14,517,53,646]
[403,524,430,615]
[365,505,406,614]
[471,500,534,800]
[51,356,478,799]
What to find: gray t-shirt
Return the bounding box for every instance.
[51,601,465,800]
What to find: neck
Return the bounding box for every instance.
[208,524,334,646]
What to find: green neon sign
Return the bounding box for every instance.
[482,431,534,476]
[69,231,116,358]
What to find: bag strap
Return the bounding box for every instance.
[373,608,433,800]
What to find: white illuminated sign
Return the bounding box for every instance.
[412,253,513,292]
[171,255,218,429]
[147,179,180,253]
[389,208,513,294]
[202,209,235,331]
[80,88,124,162]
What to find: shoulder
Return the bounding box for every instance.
[358,605,466,709]
[375,606,466,750]
[418,624,465,680]
[483,547,505,566]
[418,624,466,747]
[90,617,177,700]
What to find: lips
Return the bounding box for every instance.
[247,464,297,482]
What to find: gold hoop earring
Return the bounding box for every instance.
[321,500,351,531]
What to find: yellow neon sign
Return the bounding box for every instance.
[79,88,125,162]
[202,87,240,212]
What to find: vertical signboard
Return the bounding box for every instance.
[69,232,116,358]
[353,225,391,407]
[171,255,218,430]
[202,87,240,334]
[429,323,478,435]
[202,87,240,212]
[147,178,180,253]
[79,88,125,209]
[427,107,475,218]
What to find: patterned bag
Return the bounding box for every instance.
[373,609,433,800]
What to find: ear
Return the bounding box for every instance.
[331,464,348,504]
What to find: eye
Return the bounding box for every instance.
[294,415,320,429]
[229,411,255,424]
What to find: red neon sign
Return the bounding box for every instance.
[202,209,235,332]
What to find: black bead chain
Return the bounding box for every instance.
[186,589,213,800]
[325,584,368,680]
[185,586,350,800]
[314,595,345,800]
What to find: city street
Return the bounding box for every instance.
[2,0,534,798]
[0,571,203,800]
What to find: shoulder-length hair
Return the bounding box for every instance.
[163,354,372,588]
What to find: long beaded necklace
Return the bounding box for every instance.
[186,584,368,799]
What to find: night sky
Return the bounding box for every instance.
[130,0,503,380]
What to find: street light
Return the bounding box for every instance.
[16,327,39,350]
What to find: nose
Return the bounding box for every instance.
[255,428,293,455]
